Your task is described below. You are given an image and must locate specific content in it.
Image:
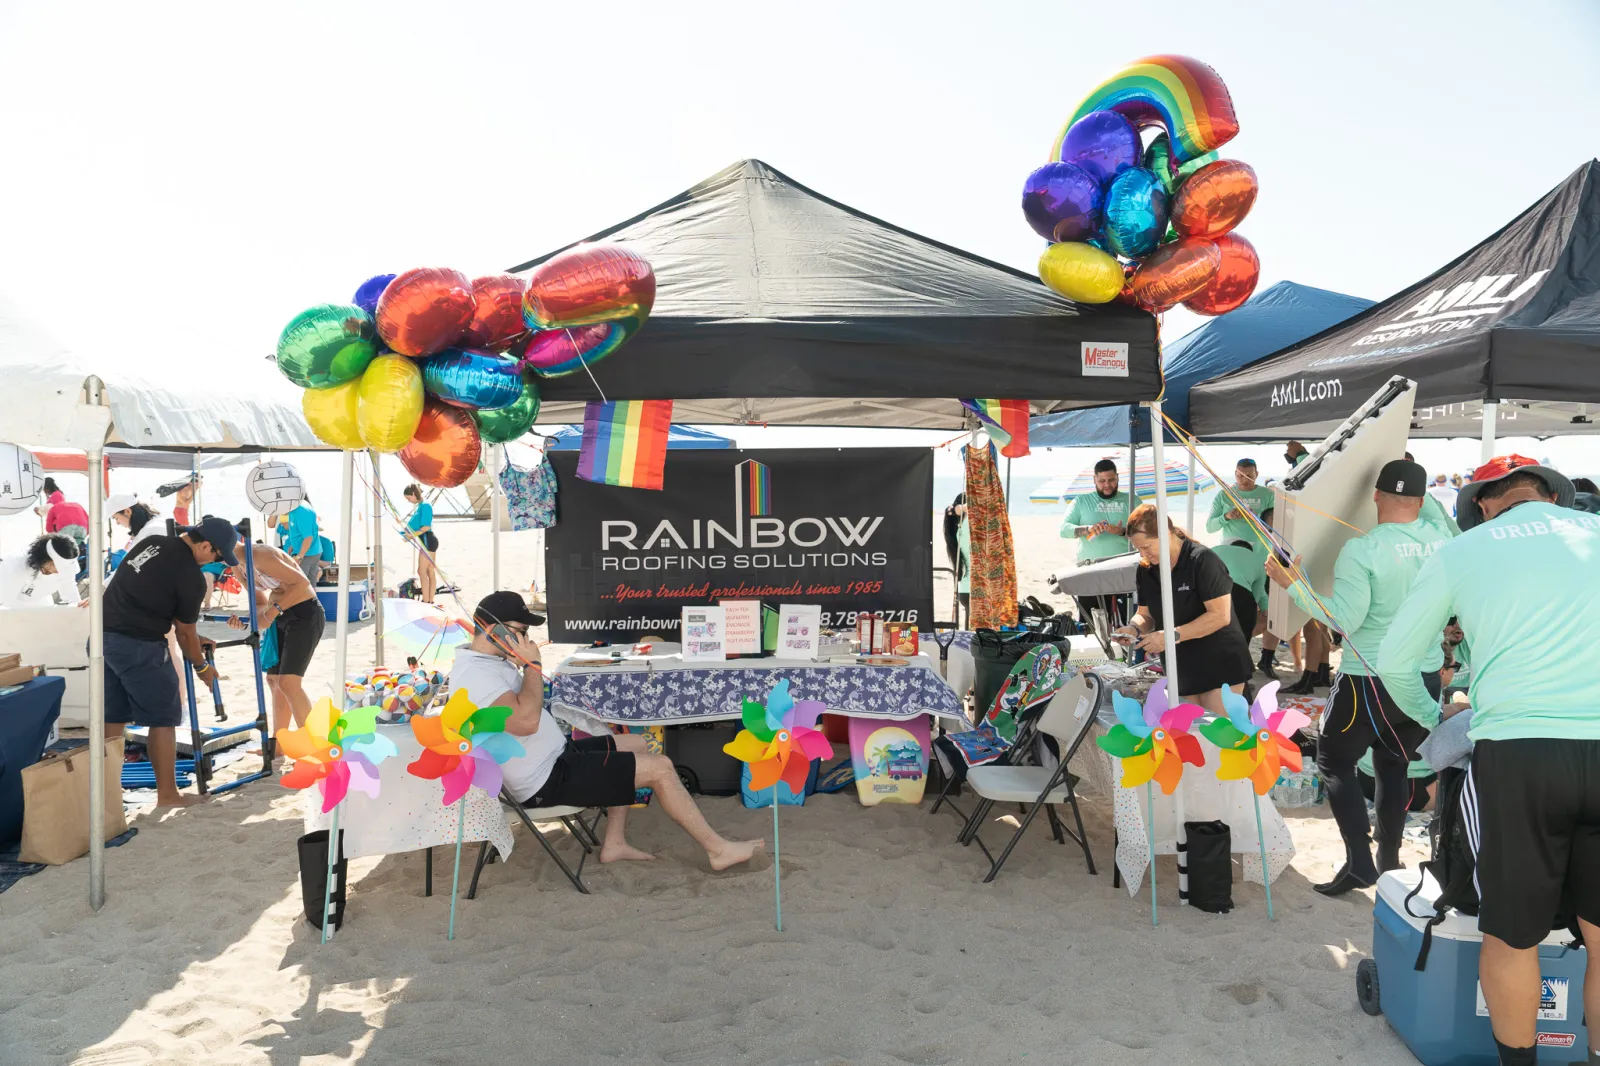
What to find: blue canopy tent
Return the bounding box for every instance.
[1029,282,1375,447]
[544,424,735,450]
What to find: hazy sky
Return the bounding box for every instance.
[1,0,1597,488]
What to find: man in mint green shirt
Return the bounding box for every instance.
[1059,459,1138,563]
[1266,459,1449,896]
[1207,458,1276,544]
[1375,456,1597,1064]
[1210,538,1267,638]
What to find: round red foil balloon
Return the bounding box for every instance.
[461,274,528,351]
[522,243,656,331]
[376,267,475,357]
[1184,233,1260,316]
[1171,160,1258,239]
[398,401,481,488]
[1128,237,1222,313]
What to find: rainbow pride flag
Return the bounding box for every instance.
[740,460,771,516]
[960,399,1030,458]
[577,400,673,490]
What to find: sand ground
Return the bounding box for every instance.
[0,515,1425,1066]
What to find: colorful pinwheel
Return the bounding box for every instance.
[278,696,399,814]
[723,679,834,793]
[1094,679,1206,794]
[407,689,525,804]
[1199,681,1310,796]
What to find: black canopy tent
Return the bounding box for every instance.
[507,159,1161,428]
[1188,160,1600,441]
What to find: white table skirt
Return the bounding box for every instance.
[302,724,514,861]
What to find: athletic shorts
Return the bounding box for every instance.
[523,736,637,810]
[1318,671,1436,764]
[268,599,325,677]
[1231,584,1259,640]
[1466,737,1600,949]
[103,630,182,728]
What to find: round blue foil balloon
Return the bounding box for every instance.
[1021,162,1103,243]
[352,273,396,316]
[1059,110,1141,187]
[419,349,524,410]
[1103,168,1169,260]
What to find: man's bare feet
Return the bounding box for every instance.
[155,794,206,809]
[708,839,764,871]
[599,842,656,864]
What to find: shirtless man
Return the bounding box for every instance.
[227,537,323,734]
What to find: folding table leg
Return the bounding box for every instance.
[424,847,432,897]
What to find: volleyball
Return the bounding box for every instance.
[244,461,305,520]
[0,442,43,516]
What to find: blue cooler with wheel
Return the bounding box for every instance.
[1359,870,1588,1064]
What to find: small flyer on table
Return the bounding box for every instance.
[681,605,726,662]
[776,603,822,660]
[719,599,763,657]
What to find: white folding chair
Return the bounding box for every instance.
[459,790,602,897]
[957,672,1103,883]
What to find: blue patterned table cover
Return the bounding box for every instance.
[548,657,965,727]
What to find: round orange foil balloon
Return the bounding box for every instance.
[1128,237,1222,313]
[375,267,475,357]
[522,243,656,330]
[398,401,481,488]
[461,274,528,351]
[1184,233,1260,316]
[1171,160,1258,239]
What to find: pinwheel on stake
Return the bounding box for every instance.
[277,697,400,943]
[408,690,525,939]
[722,679,833,931]
[1199,681,1308,920]
[1094,679,1205,925]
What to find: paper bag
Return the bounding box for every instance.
[19,738,128,865]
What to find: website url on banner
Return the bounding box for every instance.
[562,618,682,631]
[1269,377,1343,407]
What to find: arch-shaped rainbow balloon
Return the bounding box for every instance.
[1024,55,1261,317]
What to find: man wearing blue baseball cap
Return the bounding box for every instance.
[101,515,239,807]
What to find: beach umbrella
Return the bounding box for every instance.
[380,598,474,664]
[1030,457,1214,504]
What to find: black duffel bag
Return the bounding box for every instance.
[970,622,1073,719]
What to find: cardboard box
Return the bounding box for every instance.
[0,663,41,688]
[0,652,20,672]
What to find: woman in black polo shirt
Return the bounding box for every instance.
[1114,504,1252,713]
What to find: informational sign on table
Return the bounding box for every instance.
[681,606,726,662]
[545,449,934,642]
[775,604,821,660]
[720,600,762,657]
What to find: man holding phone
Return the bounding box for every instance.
[448,592,763,871]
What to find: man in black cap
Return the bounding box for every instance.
[1266,459,1450,894]
[102,515,239,807]
[449,592,763,870]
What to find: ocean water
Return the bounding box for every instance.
[933,475,1218,518]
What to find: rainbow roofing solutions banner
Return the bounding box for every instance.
[544,448,934,643]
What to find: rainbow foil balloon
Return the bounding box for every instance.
[1199,681,1311,795]
[408,690,525,805]
[1094,680,1205,794]
[278,697,399,813]
[723,679,834,792]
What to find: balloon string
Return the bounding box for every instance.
[573,329,608,404]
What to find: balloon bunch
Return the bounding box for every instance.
[1023,55,1261,316]
[275,244,655,487]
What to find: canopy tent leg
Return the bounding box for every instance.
[1185,449,1197,532]
[1480,401,1498,464]
[1147,400,1187,906]
[191,453,201,519]
[370,451,384,668]
[491,447,502,591]
[87,378,107,911]
[334,452,354,700]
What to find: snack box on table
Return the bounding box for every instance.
[1363,870,1588,1064]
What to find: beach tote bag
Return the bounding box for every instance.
[19,738,128,864]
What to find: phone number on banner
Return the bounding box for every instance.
[821,609,919,627]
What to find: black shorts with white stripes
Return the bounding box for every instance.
[1466,737,1600,948]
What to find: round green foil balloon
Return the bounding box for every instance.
[472,378,540,443]
[276,303,378,389]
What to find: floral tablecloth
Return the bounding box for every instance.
[547,648,966,730]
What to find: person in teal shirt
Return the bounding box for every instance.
[1059,459,1139,563]
[1267,459,1449,895]
[404,483,438,605]
[1210,538,1268,643]
[1375,457,1598,1062]
[277,500,321,585]
[1207,458,1276,544]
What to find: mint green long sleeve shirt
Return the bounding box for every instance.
[1377,502,1600,740]
[1206,484,1276,543]
[1059,491,1138,562]
[1287,517,1450,677]
[1210,542,1268,610]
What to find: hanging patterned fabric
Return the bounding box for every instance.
[577,400,673,490]
[963,442,1018,631]
[959,399,1030,458]
[499,446,558,530]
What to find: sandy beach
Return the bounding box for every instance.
[0,515,1426,1066]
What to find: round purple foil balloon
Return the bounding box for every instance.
[512,321,634,378]
[1021,162,1103,243]
[1103,168,1169,259]
[352,273,396,316]
[1059,110,1141,187]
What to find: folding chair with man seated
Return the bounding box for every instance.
[956,671,1103,883]
[435,789,602,898]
